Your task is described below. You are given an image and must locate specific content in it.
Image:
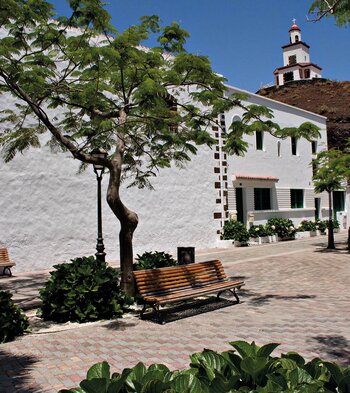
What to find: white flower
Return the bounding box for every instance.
[316,225,319,229]
[289,226,294,230]
[255,227,259,232]
[271,225,275,230]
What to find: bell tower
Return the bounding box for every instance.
[274,20,322,86]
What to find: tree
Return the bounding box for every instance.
[0,1,321,295]
[313,148,349,249]
[308,0,350,24]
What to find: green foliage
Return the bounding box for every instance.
[222,220,250,242]
[298,220,317,232]
[133,251,177,270]
[267,218,296,239]
[249,224,269,238]
[325,219,340,229]
[316,219,327,233]
[0,290,30,343]
[39,256,132,323]
[309,0,350,26]
[59,340,350,393]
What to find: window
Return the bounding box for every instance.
[289,55,297,65]
[277,141,281,157]
[304,69,310,78]
[283,71,294,83]
[311,140,317,154]
[254,188,271,210]
[312,159,318,177]
[295,35,299,42]
[291,189,304,208]
[291,137,297,155]
[256,131,263,150]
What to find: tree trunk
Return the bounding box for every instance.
[327,190,335,249]
[106,159,138,296]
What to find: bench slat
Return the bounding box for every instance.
[144,280,245,304]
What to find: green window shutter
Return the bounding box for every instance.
[254,188,271,210]
[291,189,304,208]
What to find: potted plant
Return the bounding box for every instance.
[298,220,317,237]
[316,219,327,235]
[222,220,249,247]
[249,225,270,244]
[267,218,296,241]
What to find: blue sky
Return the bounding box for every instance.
[50,0,349,92]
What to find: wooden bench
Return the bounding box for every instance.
[0,248,16,277]
[134,260,245,323]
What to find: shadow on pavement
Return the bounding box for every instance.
[311,335,350,366]
[0,349,40,393]
[141,295,240,324]
[241,289,316,306]
[101,319,139,331]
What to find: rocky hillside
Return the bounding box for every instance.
[257,79,350,150]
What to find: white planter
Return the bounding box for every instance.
[334,228,340,233]
[296,231,311,239]
[310,231,317,237]
[260,236,270,244]
[216,239,234,248]
[269,235,277,243]
[249,237,261,245]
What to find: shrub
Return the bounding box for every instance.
[39,256,132,323]
[0,290,30,343]
[249,224,269,238]
[133,251,177,270]
[316,219,327,233]
[267,218,296,239]
[326,219,340,229]
[60,340,350,393]
[222,220,249,242]
[298,220,317,231]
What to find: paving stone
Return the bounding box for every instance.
[0,233,349,392]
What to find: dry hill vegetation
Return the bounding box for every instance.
[258,79,350,149]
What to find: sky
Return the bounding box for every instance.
[49,0,350,92]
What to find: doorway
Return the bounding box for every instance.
[236,188,244,223]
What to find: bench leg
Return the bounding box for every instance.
[229,288,240,303]
[140,303,148,320]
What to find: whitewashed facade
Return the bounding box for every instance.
[0,82,333,272]
[214,85,329,230]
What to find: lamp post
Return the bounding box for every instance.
[91,148,108,262]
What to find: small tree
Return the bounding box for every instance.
[0,1,321,295]
[313,149,348,249]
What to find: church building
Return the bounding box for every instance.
[274,20,322,86]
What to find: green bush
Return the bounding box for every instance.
[267,218,296,239]
[249,224,269,238]
[222,220,249,242]
[298,220,317,231]
[133,251,177,270]
[0,290,30,343]
[316,219,327,233]
[326,219,340,229]
[60,340,350,393]
[39,256,132,323]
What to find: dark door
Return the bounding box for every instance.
[236,188,244,223]
[333,191,345,220]
[314,197,321,220]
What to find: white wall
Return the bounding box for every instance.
[223,85,328,226]
[0,134,218,272]
[283,45,310,66]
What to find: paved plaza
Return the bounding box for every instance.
[0,233,349,392]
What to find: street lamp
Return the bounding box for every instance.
[91,148,108,262]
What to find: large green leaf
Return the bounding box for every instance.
[241,357,269,377]
[281,352,305,367]
[324,362,344,385]
[141,380,167,393]
[229,341,258,358]
[339,376,350,393]
[169,374,206,393]
[80,378,108,393]
[288,367,313,387]
[257,343,279,358]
